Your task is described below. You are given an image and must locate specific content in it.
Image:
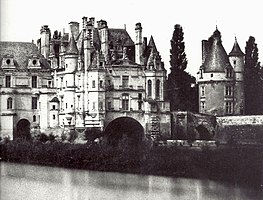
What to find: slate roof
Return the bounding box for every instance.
[108,28,134,46]
[148,36,157,52]
[0,41,50,69]
[203,29,231,72]
[66,35,79,55]
[50,97,59,102]
[229,37,244,57]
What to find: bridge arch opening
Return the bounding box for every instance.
[104,117,144,146]
[16,119,31,140]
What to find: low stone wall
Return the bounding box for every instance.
[217,115,263,125]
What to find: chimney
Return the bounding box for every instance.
[135,22,143,64]
[69,21,79,40]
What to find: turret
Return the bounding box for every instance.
[229,37,245,74]
[64,35,78,73]
[135,22,143,64]
[40,25,51,58]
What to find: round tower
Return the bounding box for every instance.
[229,37,245,115]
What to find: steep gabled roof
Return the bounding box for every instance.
[108,28,134,46]
[203,29,231,72]
[147,36,157,52]
[229,37,245,57]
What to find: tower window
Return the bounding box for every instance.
[225,102,233,114]
[33,115,36,122]
[32,97,38,109]
[156,79,160,99]
[225,86,233,96]
[108,101,112,110]
[5,75,11,87]
[92,80,95,88]
[226,69,233,78]
[148,80,152,97]
[52,105,56,110]
[7,97,12,109]
[122,93,129,110]
[53,115,56,120]
[233,60,236,65]
[32,76,37,88]
[100,80,103,88]
[201,86,205,96]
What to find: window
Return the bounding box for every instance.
[53,115,56,120]
[122,76,129,88]
[60,77,63,88]
[61,97,64,110]
[32,97,38,109]
[138,93,142,101]
[6,75,11,87]
[122,94,129,110]
[201,86,205,96]
[200,101,205,111]
[92,102,96,110]
[156,79,160,98]
[100,80,103,88]
[99,102,103,110]
[32,76,37,88]
[52,105,56,110]
[66,103,68,109]
[211,73,213,78]
[32,60,37,65]
[108,101,112,110]
[200,69,203,79]
[225,86,233,96]
[148,80,152,97]
[48,81,52,88]
[7,97,12,109]
[233,60,236,65]
[226,69,233,78]
[6,59,11,65]
[225,102,233,114]
[92,80,95,88]
[77,96,80,109]
[33,115,36,122]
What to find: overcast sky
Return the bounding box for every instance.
[1,0,263,76]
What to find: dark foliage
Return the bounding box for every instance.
[244,36,263,114]
[1,139,262,188]
[167,25,198,111]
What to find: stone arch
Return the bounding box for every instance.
[195,124,211,140]
[104,117,144,146]
[16,119,31,140]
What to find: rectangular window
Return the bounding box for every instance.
[32,97,38,109]
[122,76,129,88]
[122,94,129,110]
[53,115,56,120]
[32,76,37,88]
[108,101,112,110]
[6,75,11,87]
[92,102,96,110]
[92,80,95,88]
[100,80,103,88]
[99,101,103,110]
[226,69,233,78]
[225,102,233,114]
[201,86,205,96]
[7,98,12,109]
[201,101,205,111]
[138,93,142,100]
[52,105,56,110]
[225,86,233,96]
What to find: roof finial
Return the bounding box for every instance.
[234,33,237,42]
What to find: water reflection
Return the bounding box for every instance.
[1,162,262,200]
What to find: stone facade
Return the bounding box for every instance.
[0,17,171,140]
[0,42,57,139]
[197,29,245,116]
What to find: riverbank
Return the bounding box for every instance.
[0,139,262,189]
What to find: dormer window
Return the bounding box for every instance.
[28,56,40,69]
[6,59,11,65]
[2,56,15,69]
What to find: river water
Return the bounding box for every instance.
[1,162,262,200]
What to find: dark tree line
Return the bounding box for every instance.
[166,24,198,112]
[244,36,263,115]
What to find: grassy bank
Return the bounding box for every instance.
[0,139,262,189]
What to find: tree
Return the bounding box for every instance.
[244,36,263,114]
[166,24,198,112]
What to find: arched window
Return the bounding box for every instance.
[33,115,36,122]
[156,79,160,99]
[7,97,12,109]
[148,80,152,97]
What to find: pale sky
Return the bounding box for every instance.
[1,0,263,77]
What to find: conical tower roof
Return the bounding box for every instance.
[229,37,244,57]
[66,34,79,55]
[203,29,230,72]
